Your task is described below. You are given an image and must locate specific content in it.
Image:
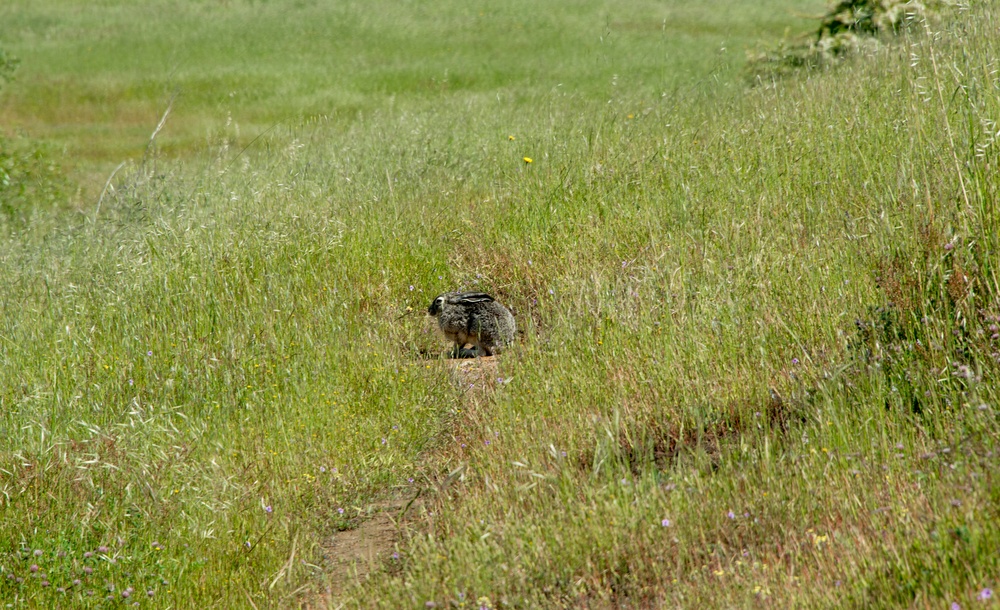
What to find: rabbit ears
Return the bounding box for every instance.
[451,292,495,304]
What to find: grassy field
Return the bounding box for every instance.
[0,0,817,199]
[2,0,1000,608]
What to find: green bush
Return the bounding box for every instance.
[0,46,18,86]
[0,46,68,218]
[748,0,954,81]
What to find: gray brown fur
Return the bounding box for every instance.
[427,291,516,357]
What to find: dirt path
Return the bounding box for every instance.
[304,356,501,607]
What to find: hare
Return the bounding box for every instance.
[427,292,516,357]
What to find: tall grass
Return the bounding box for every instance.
[1,0,999,608]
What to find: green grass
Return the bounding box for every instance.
[0,0,817,198]
[2,0,1000,608]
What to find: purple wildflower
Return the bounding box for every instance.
[661,519,671,527]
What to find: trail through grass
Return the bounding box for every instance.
[2,0,1000,608]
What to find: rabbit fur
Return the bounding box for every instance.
[427,291,516,357]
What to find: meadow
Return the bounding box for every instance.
[1,0,999,608]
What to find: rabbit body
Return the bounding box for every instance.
[427,292,516,356]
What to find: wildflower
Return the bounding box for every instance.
[98,546,109,553]
[392,552,399,560]
[83,566,93,575]
[73,579,82,587]
[523,157,532,164]
[952,603,961,610]
[792,358,799,365]
[41,580,50,587]
[33,549,42,557]
[148,590,155,597]
[320,466,326,473]
[147,351,152,356]
[979,588,993,601]
[264,505,273,513]
[409,285,414,291]
[122,590,131,599]
[408,477,414,483]
[661,518,671,527]
[30,565,38,573]
[727,510,735,519]
[508,135,515,141]
[337,508,345,514]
